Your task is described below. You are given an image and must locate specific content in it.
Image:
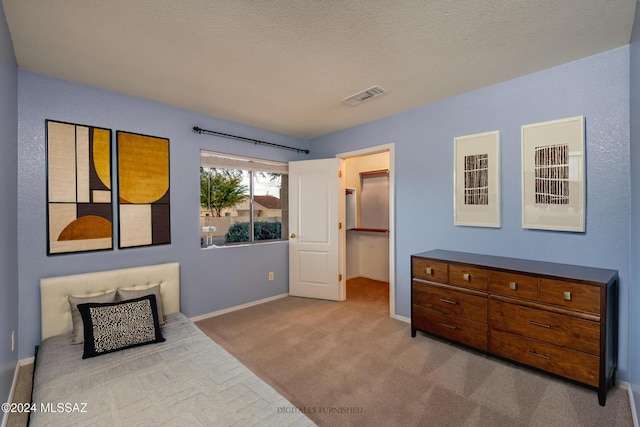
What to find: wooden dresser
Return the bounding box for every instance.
[411,249,618,406]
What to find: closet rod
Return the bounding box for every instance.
[360,169,389,176]
[193,126,309,154]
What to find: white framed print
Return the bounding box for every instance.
[521,116,585,232]
[454,130,501,227]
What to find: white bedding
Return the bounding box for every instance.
[30,312,314,427]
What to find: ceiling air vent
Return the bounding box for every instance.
[342,85,388,106]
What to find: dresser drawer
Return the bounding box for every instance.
[412,258,448,283]
[490,329,599,387]
[490,271,538,300]
[413,281,487,323]
[489,299,600,355]
[413,305,487,351]
[449,264,488,290]
[539,279,601,315]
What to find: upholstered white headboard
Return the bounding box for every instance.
[40,262,180,341]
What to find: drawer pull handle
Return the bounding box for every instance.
[463,273,471,281]
[439,323,457,330]
[528,350,550,360]
[563,291,572,301]
[528,320,551,329]
[426,267,433,275]
[439,298,458,305]
[509,282,517,290]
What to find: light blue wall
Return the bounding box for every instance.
[629,0,640,415]
[311,47,632,381]
[17,70,309,358]
[0,1,19,405]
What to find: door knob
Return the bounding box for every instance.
[290,233,296,238]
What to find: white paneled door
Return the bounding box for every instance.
[288,158,345,300]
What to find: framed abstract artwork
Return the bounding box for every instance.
[117,131,171,248]
[46,120,113,255]
[453,130,501,227]
[521,116,585,232]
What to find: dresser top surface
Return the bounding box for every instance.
[412,249,618,284]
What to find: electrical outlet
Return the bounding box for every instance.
[268,272,274,281]
[11,330,14,352]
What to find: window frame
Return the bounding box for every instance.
[200,150,288,248]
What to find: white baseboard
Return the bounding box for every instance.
[19,357,34,367]
[616,380,639,427]
[1,357,37,427]
[626,380,639,427]
[191,290,406,325]
[189,293,289,322]
[1,362,20,427]
[394,314,410,324]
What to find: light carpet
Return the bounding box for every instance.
[196,278,633,427]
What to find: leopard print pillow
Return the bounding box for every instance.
[77,294,165,359]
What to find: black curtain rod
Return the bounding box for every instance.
[193,126,309,154]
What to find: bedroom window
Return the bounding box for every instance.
[200,150,288,247]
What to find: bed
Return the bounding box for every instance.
[31,262,314,426]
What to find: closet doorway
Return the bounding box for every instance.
[338,143,395,317]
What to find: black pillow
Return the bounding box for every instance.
[77,294,165,359]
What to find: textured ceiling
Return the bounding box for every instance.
[3,0,637,139]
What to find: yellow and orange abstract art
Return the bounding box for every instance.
[46,120,113,254]
[117,131,171,248]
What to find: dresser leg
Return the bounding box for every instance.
[411,327,416,338]
[598,389,606,406]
